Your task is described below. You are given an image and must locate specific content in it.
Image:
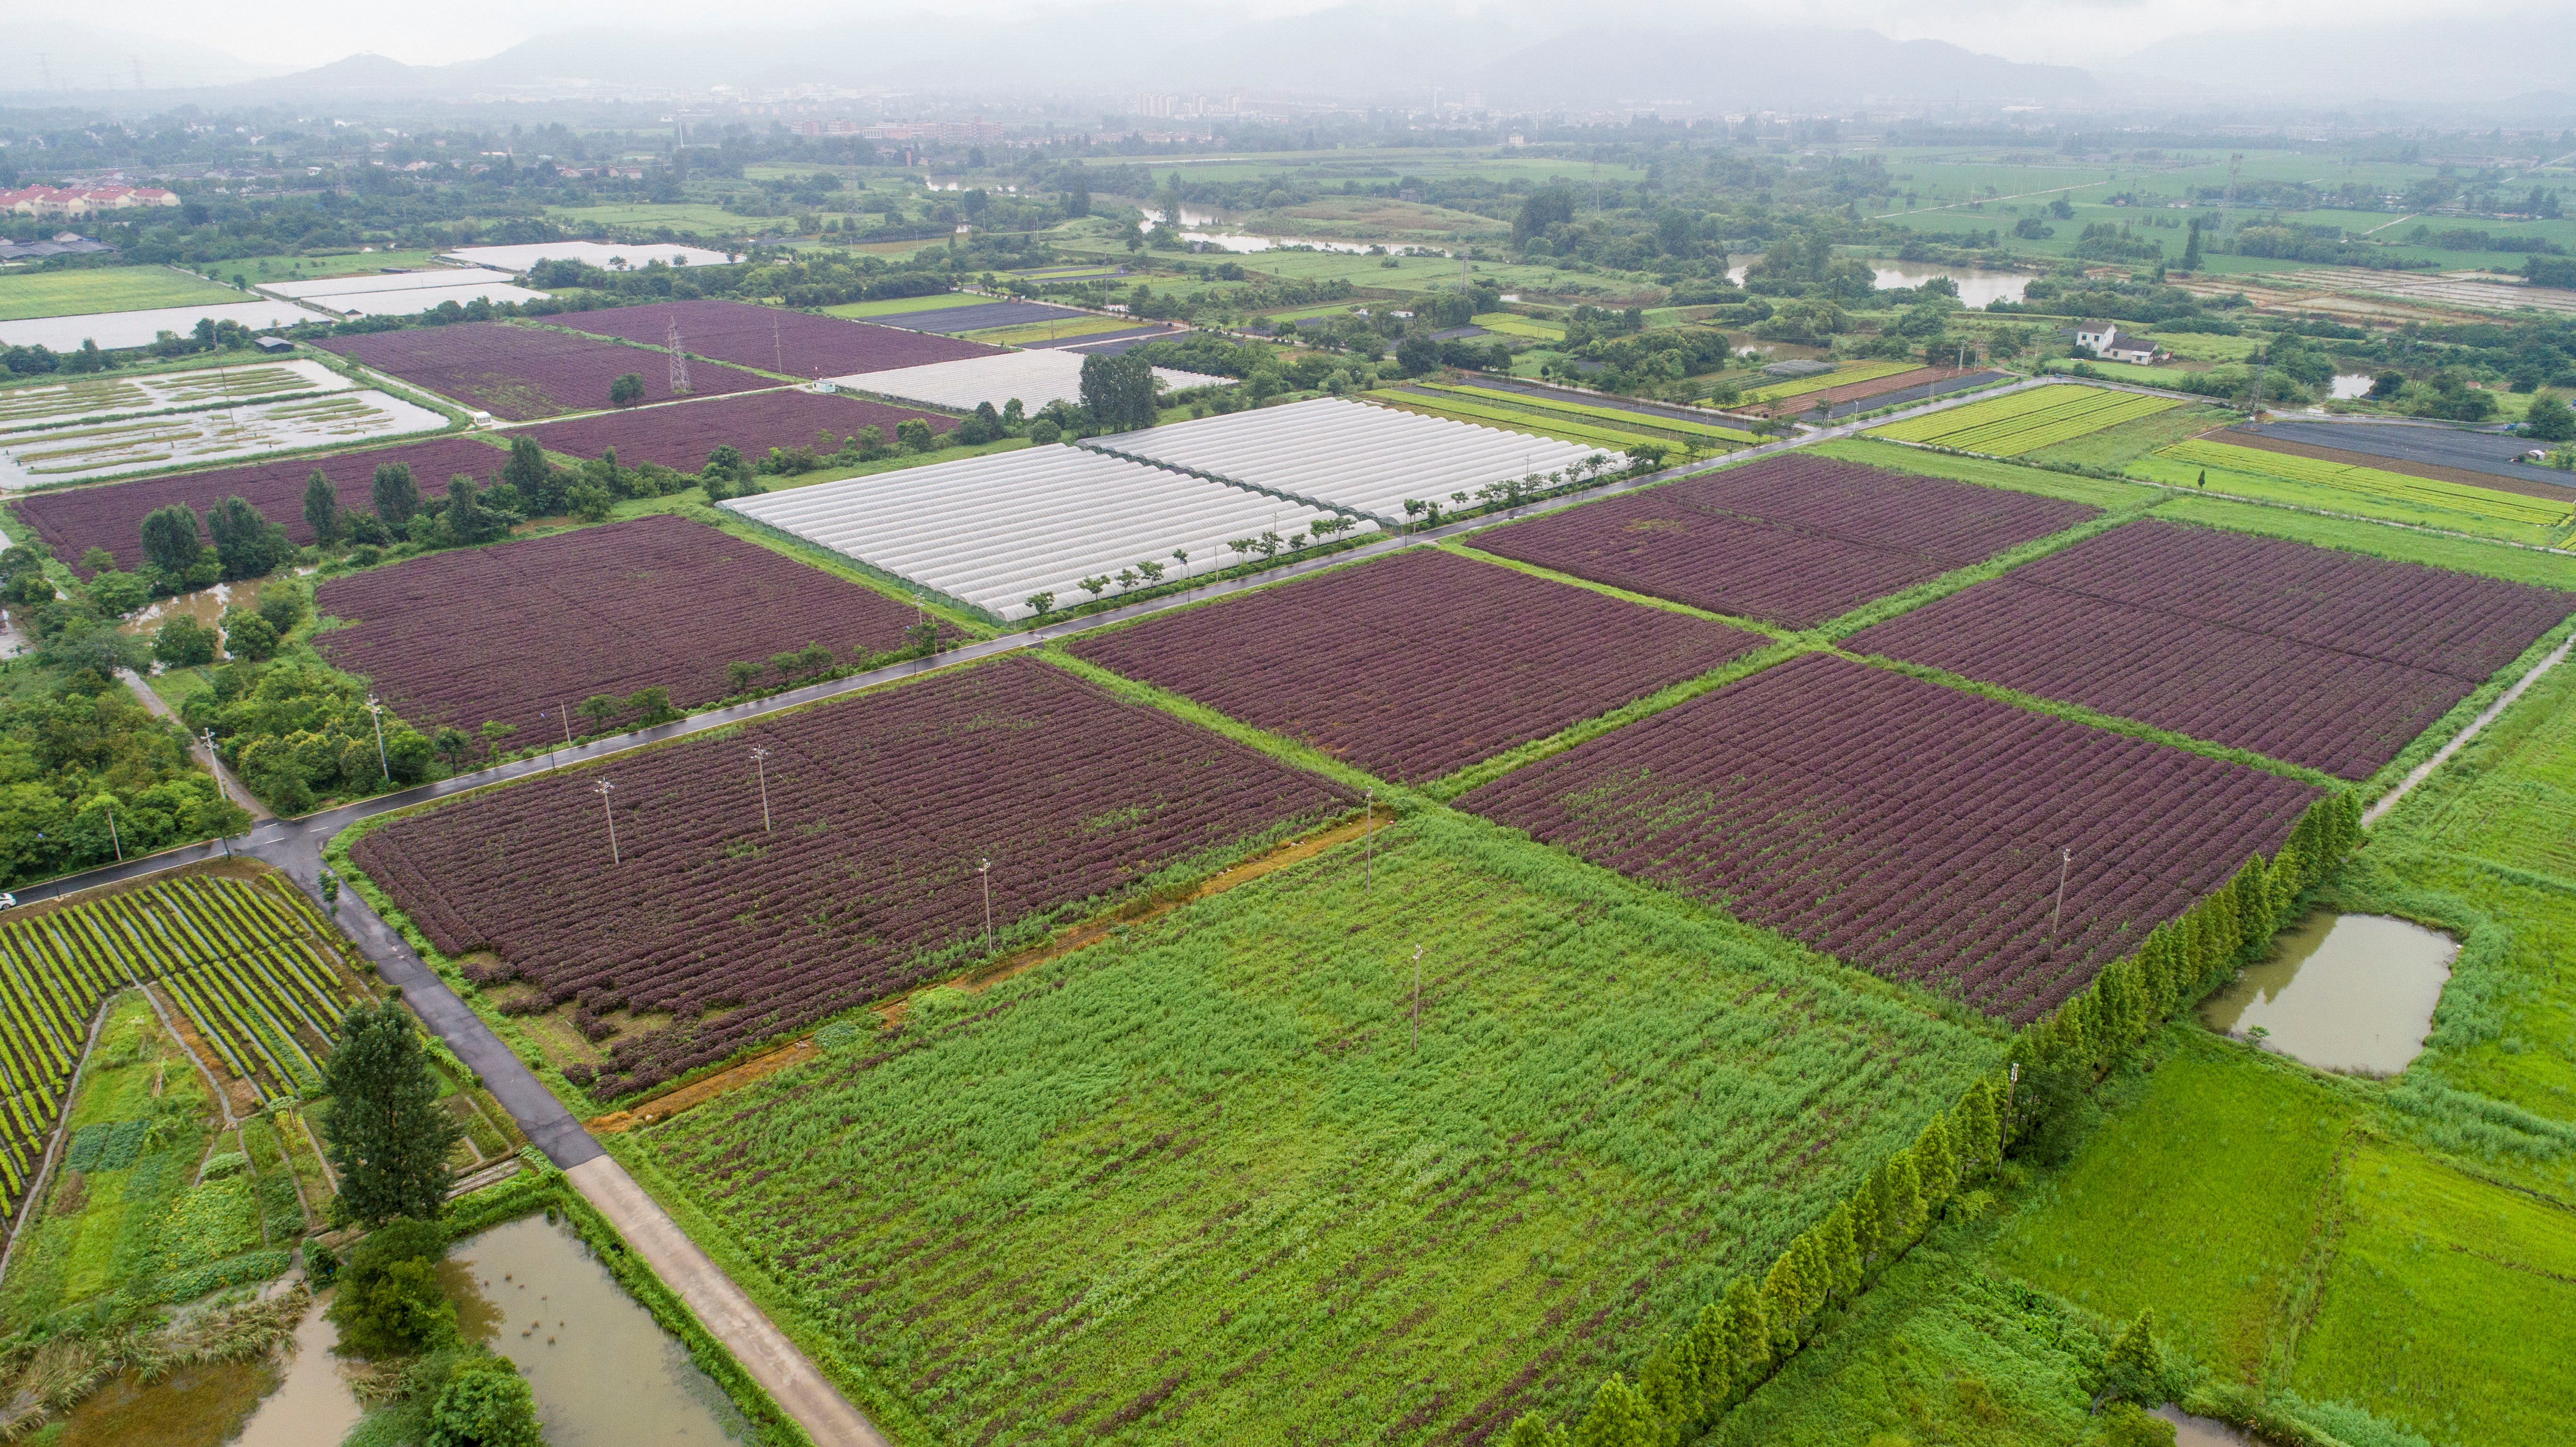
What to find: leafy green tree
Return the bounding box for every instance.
[426,1357,544,1447]
[1571,1373,1660,1447]
[221,610,281,663]
[502,436,560,514]
[1913,1113,1959,1208]
[894,418,936,452]
[206,496,294,581]
[372,463,421,531]
[1505,1413,1571,1447]
[156,615,218,667]
[609,372,645,406]
[793,641,836,676]
[2525,391,2576,442]
[566,483,614,523]
[2103,1309,2167,1405]
[321,1003,462,1225]
[431,726,474,771]
[1024,591,1055,620]
[327,1218,456,1357]
[304,469,342,545]
[627,686,677,724]
[575,694,625,731]
[439,478,513,546]
[1079,352,1158,430]
[2180,220,2203,271]
[1876,1151,1927,1247]
[1952,1077,2002,1178]
[725,660,763,693]
[1818,1201,1863,1298]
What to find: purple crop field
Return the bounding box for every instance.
[315,513,924,734]
[519,387,958,471]
[1847,519,2575,778]
[352,657,1355,1095]
[16,434,506,575]
[320,321,769,419]
[1459,652,2320,1021]
[558,299,1001,378]
[1071,549,1767,781]
[1472,454,2098,627]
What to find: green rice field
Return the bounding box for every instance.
[1741,359,1918,404]
[822,292,989,320]
[0,267,246,322]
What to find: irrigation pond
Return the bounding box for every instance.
[2200,912,2456,1073]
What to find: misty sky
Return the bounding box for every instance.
[19,0,2470,74]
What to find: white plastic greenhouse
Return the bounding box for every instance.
[721,445,1371,622]
[1085,396,1602,523]
[829,348,1231,413]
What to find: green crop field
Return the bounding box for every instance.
[2023,403,2231,470]
[543,202,756,235]
[1871,385,2180,455]
[2292,1137,2576,1446]
[1472,310,1567,339]
[631,811,1999,1445]
[1409,380,1760,444]
[2132,439,2576,546]
[821,292,986,319]
[959,313,1135,345]
[210,250,456,286]
[1984,1036,2356,1377]
[1380,391,1667,451]
[0,267,246,321]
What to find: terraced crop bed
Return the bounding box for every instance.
[0,872,359,1220]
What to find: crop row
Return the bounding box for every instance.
[1740,359,1919,403]
[0,874,356,1224]
[1871,385,2177,455]
[1458,652,2322,1021]
[558,299,999,380]
[1845,518,2575,778]
[321,320,769,420]
[1070,549,1767,781]
[349,657,1358,1097]
[2157,439,2575,527]
[316,512,928,735]
[1473,452,2099,628]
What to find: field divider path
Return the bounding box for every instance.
[117,667,272,822]
[2364,632,2576,826]
[569,1155,889,1447]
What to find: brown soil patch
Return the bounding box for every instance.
[589,806,1390,1132]
[2208,428,2576,502]
[147,983,252,1105]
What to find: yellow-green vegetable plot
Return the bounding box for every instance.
[1472,311,1567,340]
[1739,359,1918,404]
[1871,385,2179,455]
[1383,391,1665,451]
[0,875,357,1207]
[2147,439,2576,532]
[1414,381,1761,444]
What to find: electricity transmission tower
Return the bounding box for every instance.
[667,320,692,395]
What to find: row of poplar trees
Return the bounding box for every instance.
[1507,790,2366,1447]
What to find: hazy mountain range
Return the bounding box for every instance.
[4,9,2571,117]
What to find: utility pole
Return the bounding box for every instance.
[978,859,994,955]
[104,799,122,863]
[749,745,773,831]
[365,692,389,780]
[199,728,228,806]
[594,780,620,864]
[1411,944,1422,1050]
[2050,847,2072,941]
[552,703,571,768]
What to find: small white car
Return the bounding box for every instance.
[0,893,17,911]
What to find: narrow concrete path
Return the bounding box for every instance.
[117,666,272,821]
[568,1157,886,1447]
[2365,633,2574,827]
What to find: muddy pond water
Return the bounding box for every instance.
[2200,913,2456,1073]
[2155,1406,2261,1445]
[445,1212,751,1447]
